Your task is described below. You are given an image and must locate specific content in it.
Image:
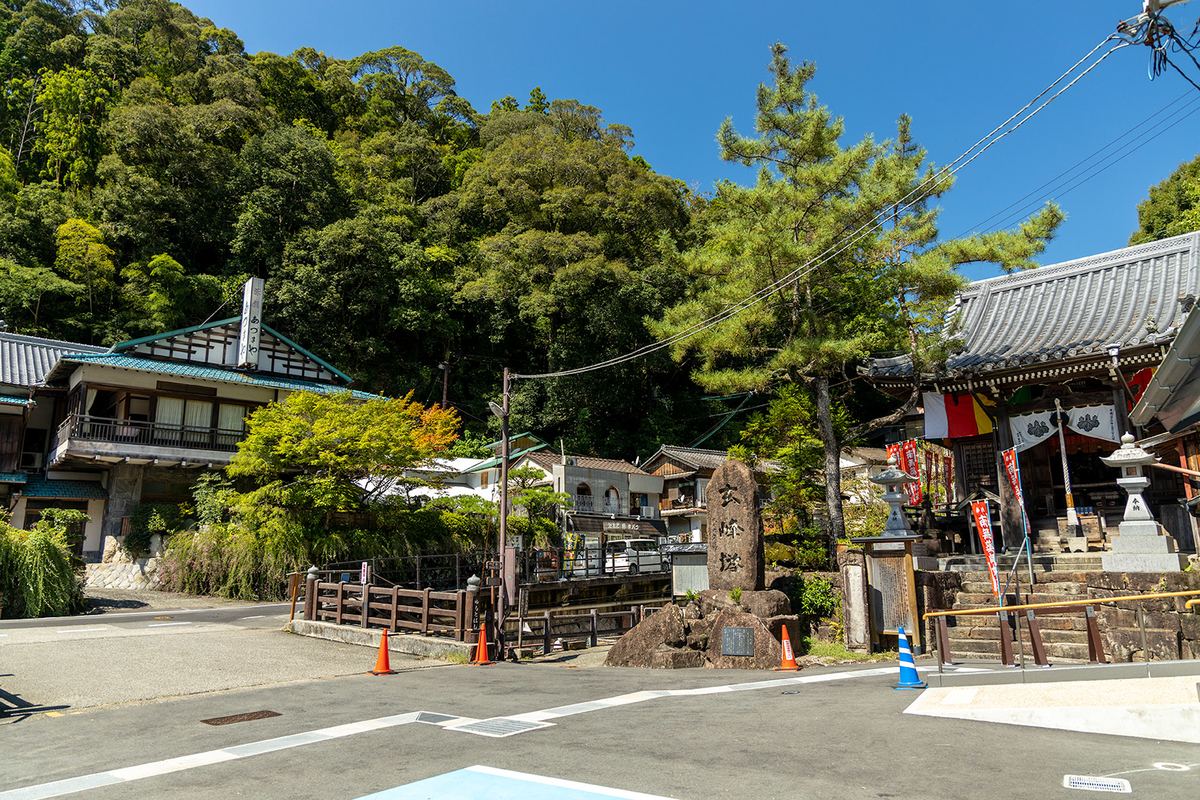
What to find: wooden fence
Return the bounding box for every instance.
[515,604,666,655]
[304,579,474,641]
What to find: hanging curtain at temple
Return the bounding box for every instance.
[1065,404,1120,443]
[1008,409,1058,452]
[922,392,995,438]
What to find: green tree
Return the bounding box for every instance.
[0,256,82,331]
[54,216,115,331]
[1128,153,1200,244]
[228,391,461,512]
[35,66,112,189]
[507,464,570,527]
[654,45,1061,544]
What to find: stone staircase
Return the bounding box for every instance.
[940,569,1098,663]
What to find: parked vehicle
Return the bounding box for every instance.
[604,538,665,575]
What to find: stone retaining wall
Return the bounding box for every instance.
[1087,572,1200,661]
[83,534,164,591]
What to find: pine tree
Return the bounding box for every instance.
[653,43,1062,546]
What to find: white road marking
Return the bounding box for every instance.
[239,615,265,620]
[55,628,108,634]
[0,666,899,799]
[147,622,191,628]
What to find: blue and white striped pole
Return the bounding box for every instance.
[894,626,927,690]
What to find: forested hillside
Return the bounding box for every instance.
[0,0,718,458]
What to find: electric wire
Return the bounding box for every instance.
[958,89,1200,237]
[512,35,1127,382]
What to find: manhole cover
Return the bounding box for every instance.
[446,717,554,738]
[1063,775,1131,793]
[201,710,282,726]
[415,712,458,724]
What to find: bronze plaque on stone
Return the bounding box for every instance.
[706,459,764,591]
[721,626,755,657]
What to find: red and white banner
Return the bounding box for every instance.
[942,454,953,505]
[970,500,1000,596]
[902,440,922,505]
[1000,447,1030,539]
[888,440,923,506]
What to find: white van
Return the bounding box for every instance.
[604,538,665,575]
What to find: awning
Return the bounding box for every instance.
[21,478,107,500]
[567,515,667,537]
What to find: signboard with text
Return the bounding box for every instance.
[970,500,999,596]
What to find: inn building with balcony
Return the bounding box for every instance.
[493,449,666,548]
[0,279,369,558]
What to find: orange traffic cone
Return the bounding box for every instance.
[472,624,494,665]
[774,625,801,672]
[370,629,396,675]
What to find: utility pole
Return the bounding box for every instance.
[489,368,512,656]
[438,354,450,409]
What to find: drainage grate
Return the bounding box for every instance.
[1063,775,1132,793]
[446,717,554,738]
[201,710,282,726]
[415,712,458,724]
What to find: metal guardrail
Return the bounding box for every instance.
[925,589,1200,671]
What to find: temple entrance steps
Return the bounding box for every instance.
[937,552,1102,573]
[938,569,1097,663]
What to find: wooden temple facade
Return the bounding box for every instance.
[864,231,1200,555]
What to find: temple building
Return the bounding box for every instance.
[863,231,1200,556]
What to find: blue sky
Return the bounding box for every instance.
[186,0,1200,280]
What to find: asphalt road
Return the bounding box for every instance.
[2,644,1198,799]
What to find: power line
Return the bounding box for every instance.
[511,34,1127,382]
[957,90,1200,238]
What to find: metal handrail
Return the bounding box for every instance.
[924,589,1200,619]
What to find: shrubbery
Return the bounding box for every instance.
[0,510,87,618]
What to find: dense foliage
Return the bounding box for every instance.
[0,0,723,459]
[158,391,480,599]
[0,508,87,617]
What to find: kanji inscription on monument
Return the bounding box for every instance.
[707,458,763,592]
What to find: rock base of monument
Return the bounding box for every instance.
[604,589,802,670]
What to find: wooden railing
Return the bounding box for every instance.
[54,414,243,453]
[304,579,473,641]
[514,604,666,654]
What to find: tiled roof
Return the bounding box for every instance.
[464,444,550,473]
[0,394,34,406]
[0,332,107,388]
[525,450,646,474]
[22,478,107,499]
[0,471,26,483]
[649,446,733,471]
[864,231,1200,380]
[46,354,379,399]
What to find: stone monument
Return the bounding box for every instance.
[1100,433,1187,572]
[706,458,764,592]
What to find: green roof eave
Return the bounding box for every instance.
[261,324,352,384]
[109,317,241,352]
[465,444,548,473]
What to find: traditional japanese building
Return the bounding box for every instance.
[863,231,1200,555]
[1,279,368,558]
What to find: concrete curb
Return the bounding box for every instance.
[926,657,1200,687]
[285,620,474,661]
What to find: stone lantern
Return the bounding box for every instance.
[1099,433,1186,572]
[871,455,919,537]
[847,455,930,655]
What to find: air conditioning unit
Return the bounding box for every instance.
[20,452,43,470]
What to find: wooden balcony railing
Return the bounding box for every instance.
[54,414,244,454]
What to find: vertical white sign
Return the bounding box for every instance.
[237,277,264,369]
